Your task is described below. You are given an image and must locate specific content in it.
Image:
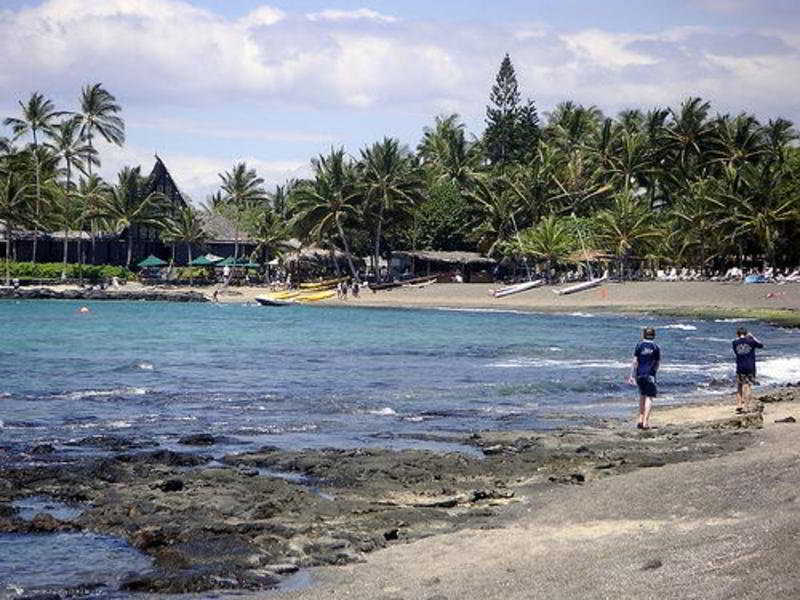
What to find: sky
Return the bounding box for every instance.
[1,0,799,203]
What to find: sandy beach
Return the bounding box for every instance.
[42,279,800,315]
[274,394,800,600]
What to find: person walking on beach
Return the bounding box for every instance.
[733,327,764,413]
[627,327,660,429]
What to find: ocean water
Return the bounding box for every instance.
[2,299,800,459]
[2,299,800,598]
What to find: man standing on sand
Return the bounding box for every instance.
[627,327,660,429]
[733,327,764,413]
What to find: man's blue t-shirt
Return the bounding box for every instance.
[732,336,763,374]
[634,341,660,377]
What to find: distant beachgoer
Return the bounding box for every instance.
[351,280,359,298]
[222,264,231,285]
[627,327,660,429]
[340,280,348,300]
[732,327,764,413]
[78,306,90,314]
[212,289,219,303]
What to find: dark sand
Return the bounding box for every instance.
[273,396,800,600]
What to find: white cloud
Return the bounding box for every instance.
[306,8,398,23]
[238,5,285,28]
[561,29,659,69]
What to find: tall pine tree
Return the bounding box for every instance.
[484,54,540,165]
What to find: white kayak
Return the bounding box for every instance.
[553,276,609,296]
[491,279,544,298]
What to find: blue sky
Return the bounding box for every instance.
[2,0,799,202]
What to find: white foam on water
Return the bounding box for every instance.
[687,336,730,343]
[433,306,527,315]
[487,357,630,369]
[660,324,698,331]
[60,388,147,400]
[135,361,154,370]
[548,346,562,352]
[0,392,10,398]
[368,407,398,416]
[568,312,595,318]
[757,356,800,383]
[107,420,132,429]
[714,318,754,323]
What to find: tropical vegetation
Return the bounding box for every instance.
[3,55,800,282]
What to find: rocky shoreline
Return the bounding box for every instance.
[0,286,208,302]
[3,389,795,597]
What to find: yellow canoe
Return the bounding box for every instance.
[298,277,347,290]
[295,290,336,302]
[269,290,301,300]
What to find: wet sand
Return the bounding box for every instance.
[274,393,800,600]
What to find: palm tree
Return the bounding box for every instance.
[3,92,69,262]
[417,114,483,189]
[465,177,521,259]
[663,97,715,185]
[246,206,290,274]
[76,83,125,174]
[593,190,662,278]
[289,148,362,281]
[50,117,97,189]
[218,163,268,258]
[722,161,799,268]
[161,206,206,277]
[72,174,109,276]
[359,137,424,279]
[512,215,576,280]
[0,173,30,283]
[92,167,168,268]
[45,181,87,278]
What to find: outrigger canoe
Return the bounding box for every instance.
[295,290,336,302]
[553,276,609,296]
[255,297,295,306]
[491,279,544,298]
[298,277,347,290]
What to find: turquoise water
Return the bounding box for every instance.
[2,299,799,458]
[2,299,800,597]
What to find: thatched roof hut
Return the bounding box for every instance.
[391,250,497,282]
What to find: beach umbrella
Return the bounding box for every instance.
[137,255,167,268]
[242,260,260,269]
[189,254,222,266]
[218,256,238,266]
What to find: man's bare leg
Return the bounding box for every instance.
[642,396,653,428]
[742,381,752,412]
[736,381,744,412]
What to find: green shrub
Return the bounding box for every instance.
[0,261,131,282]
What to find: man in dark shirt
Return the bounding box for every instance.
[627,327,661,429]
[732,327,764,413]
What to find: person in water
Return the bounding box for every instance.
[627,327,660,429]
[732,326,764,413]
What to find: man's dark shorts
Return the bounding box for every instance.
[636,376,657,397]
[737,371,757,385]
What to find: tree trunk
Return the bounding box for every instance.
[32,128,40,264]
[187,242,193,285]
[4,233,10,286]
[374,201,385,281]
[335,215,359,283]
[62,230,69,279]
[127,235,133,269]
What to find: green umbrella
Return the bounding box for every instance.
[218,256,238,266]
[242,261,260,269]
[137,255,167,268]
[189,255,222,266]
